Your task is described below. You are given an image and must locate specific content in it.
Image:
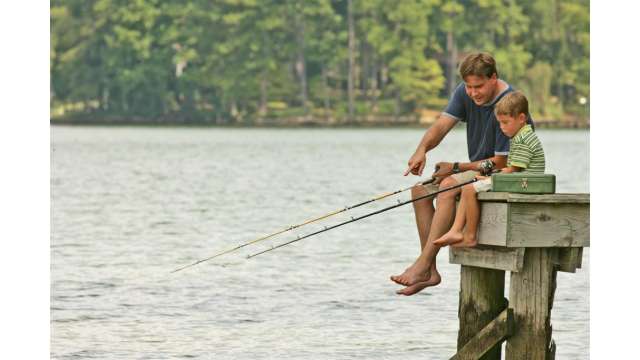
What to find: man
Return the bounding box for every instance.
[390,52,532,296]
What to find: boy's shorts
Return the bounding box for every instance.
[421,170,478,193]
[472,177,492,193]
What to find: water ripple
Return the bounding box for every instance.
[51,127,589,359]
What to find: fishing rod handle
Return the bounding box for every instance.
[416,165,440,186]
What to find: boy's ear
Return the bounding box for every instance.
[518,113,527,123]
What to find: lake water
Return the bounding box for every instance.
[51,126,589,359]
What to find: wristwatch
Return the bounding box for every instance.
[452,162,460,174]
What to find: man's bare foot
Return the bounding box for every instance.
[433,230,463,247]
[396,270,441,296]
[390,260,431,286]
[450,233,478,248]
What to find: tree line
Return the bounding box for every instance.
[51,0,589,124]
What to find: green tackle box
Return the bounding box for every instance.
[491,173,556,194]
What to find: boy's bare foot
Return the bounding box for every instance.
[390,260,431,286]
[395,270,441,296]
[433,230,464,247]
[450,233,478,248]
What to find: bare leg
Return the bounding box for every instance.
[394,184,442,295]
[391,176,460,288]
[452,185,480,248]
[433,184,476,247]
[411,184,435,250]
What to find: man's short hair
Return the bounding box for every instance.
[459,52,498,79]
[495,91,529,118]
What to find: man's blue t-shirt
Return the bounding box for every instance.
[442,81,534,162]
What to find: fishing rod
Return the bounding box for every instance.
[170,176,439,274]
[246,176,479,259]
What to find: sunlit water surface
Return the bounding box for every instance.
[51,126,589,359]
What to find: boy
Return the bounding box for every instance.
[433,91,545,248]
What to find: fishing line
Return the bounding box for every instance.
[170,177,438,273]
[246,177,478,259]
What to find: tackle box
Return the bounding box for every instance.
[491,173,556,194]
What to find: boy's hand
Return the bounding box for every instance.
[404,151,427,176]
[475,175,488,180]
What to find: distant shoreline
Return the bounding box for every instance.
[50,114,590,129]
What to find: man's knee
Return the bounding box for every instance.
[437,177,461,200]
[412,182,435,200]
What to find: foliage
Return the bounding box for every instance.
[51,0,590,122]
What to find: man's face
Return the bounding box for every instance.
[464,74,498,105]
[497,113,526,138]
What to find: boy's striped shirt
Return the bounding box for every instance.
[507,124,545,173]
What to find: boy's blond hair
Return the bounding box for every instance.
[495,91,529,118]
[459,52,498,79]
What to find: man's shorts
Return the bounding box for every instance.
[421,170,478,194]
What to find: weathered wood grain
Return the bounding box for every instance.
[450,246,525,272]
[505,193,589,204]
[457,266,507,360]
[507,203,590,247]
[449,193,589,359]
[476,202,509,246]
[473,194,590,248]
[506,248,557,359]
[549,339,556,360]
[450,308,514,360]
[554,247,583,273]
[478,192,590,204]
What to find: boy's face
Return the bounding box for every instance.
[497,113,527,138]
[464,74,498,105]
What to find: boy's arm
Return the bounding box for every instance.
[499,165,523,174]
[505,140,532,171]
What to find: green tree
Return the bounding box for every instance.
[51,0,590,124]
[360,0,445,115]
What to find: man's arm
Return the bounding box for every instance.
[404,114,458,176]
[432,155,508,179]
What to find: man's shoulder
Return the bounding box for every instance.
[442,82,471,121]
[490,80,513,105]
[452,82,469,98]
[501,80,513,92]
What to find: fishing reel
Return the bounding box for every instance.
[478,160,495,176]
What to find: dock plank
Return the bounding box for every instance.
[507,203,590,247]
[450,246,525,272]
[478,192,590,204]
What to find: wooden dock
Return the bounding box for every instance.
[448,192,589,360]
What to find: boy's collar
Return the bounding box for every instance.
[514,124,533,138]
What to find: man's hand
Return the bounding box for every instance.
[432,162,454,180]
[403,150,427,176]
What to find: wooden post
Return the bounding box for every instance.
[506,248,557,359]
[458,265,506,360]
[448,193,588,359]
[451,308,514,360]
